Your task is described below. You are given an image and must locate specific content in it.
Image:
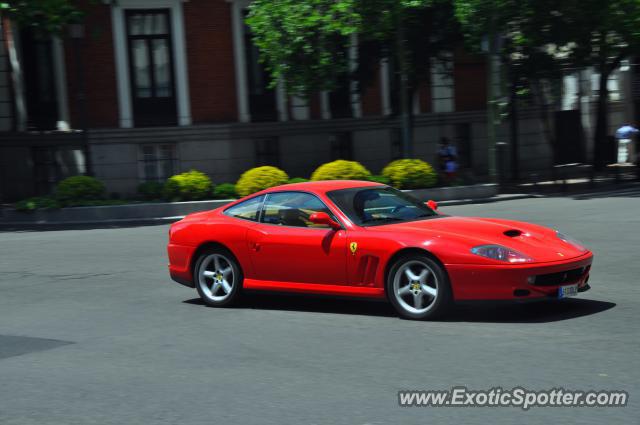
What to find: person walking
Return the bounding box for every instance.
[615,124,638,164]
[437,137,458,184]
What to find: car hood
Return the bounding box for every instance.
[371,216,587,262]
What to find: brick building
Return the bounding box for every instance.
[0,0,634,201]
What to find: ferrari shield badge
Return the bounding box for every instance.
[350,242,358,255]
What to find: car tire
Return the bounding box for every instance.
[386,253,452,320]
[193,247,243,307]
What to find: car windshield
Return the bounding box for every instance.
[326,186,440,227]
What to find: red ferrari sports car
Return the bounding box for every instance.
[167,180,593,320]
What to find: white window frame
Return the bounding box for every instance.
[110,0,191,128]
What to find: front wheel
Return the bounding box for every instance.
[386,254,452,320]
[194,248,243,307]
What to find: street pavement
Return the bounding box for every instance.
[0,190,639,424]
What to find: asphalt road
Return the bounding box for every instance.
[1,190,639,424]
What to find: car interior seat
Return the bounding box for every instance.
[278,208,307,227]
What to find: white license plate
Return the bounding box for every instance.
[558,284,579,299]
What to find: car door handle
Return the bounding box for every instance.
[251,242,261,252]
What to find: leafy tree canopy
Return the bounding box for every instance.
[1,0,83,35]
[557,0,640,73]
[455,0,640,79]
[455,0,640,167]
[246,0,460,95]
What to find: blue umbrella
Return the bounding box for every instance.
[615,125,639,139]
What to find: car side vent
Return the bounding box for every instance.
[354,255,379,287]
[504,229,522,237]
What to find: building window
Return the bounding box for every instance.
[330,132,353,160]
[431,56,454,113]
[562,74,579,110]
[244,13,277,122]
[590,71,622,102]
[32,146,86,195]
[20,29,58,130]
[455,123,472,169]
[139,144,176,182]
[255,138,280,166]
[386,57,400,116]
[329,73,353,119]
[390,128,403,160]
[126,10,177,126]
[608,71,622,102]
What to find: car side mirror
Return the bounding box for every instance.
[426,200,438,210]
[309,212,341,230]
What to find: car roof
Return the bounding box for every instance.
[262,180,383,195]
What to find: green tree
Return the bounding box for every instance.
[1,0,83,35]
[246,0,460,157]
[456,0,640,170]
[455,0,569,177]
[558,0,640,169]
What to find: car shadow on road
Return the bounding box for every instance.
[184,294,615,323]
[184,293,399,317]
[445,298,616,323]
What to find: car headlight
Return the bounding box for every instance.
[471,244,533,263]
[556,231,587,252]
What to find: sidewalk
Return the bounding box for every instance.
[503,166,639,196]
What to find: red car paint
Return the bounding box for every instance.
[167,180,593,301]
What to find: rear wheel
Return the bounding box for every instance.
[194,248,243,307]
[386,253,452,320]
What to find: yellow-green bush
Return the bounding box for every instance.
[310,160,371,181]
[287,177,309,184]
[235,166,289,197]
[137,181,165,200]
[55,175,106,205]
[366,174,391,185]
[15,196,61,211]
[213,183,237,199]
[382,159,437,189]
[163,170,213,201]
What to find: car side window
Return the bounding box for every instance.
[224,195,265,222]
[261,192,335,228]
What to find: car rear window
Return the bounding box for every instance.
[224,195,265,222]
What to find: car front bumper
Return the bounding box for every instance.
[446,252,593,301]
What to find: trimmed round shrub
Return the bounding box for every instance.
[137,181,165,201]
[310,160,371,181]
[287,177,309,184]
[382,159,438,189]
[163,170,213,201]
[55,175,106,205]
[213,183,237,199]
[366,174,391,185]
[235,166,289,197]
[15,196,61,212]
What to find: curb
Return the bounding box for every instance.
[0,216,183,231]
[1,184,499,225]
[0,193,535,230]
[436,193,538,206]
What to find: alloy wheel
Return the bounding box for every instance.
[392,260,439,315]
[197,253,235,302]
